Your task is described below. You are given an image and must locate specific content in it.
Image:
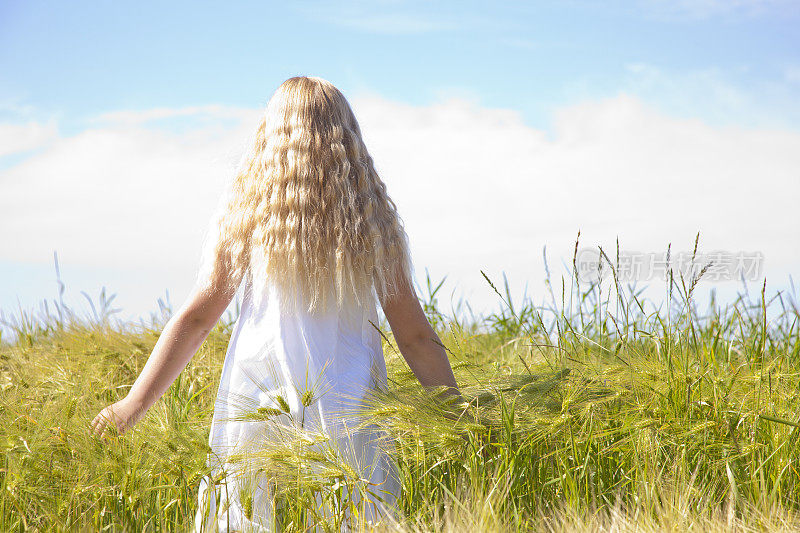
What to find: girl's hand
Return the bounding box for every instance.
[90,397,146,438]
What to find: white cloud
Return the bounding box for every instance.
[620,63,800,130]
[1,109,263,272]
[356,93,799,306]
[92,105,256,127]
[0,120,58,157]
[327,13,457,33]
[293,0,471,34]
[636,0,800,19]
[1,94,798,321]
[785,65,800,85]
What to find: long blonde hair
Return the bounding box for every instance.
[198,76,414,312]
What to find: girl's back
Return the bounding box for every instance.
[196,263,400,532]
[191,75,412,531]
[91,75,458,532]
[214,263,389,444]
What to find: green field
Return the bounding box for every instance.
[2,244,800,531]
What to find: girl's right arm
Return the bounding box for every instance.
[379,276,462,401]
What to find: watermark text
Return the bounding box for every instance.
[574,249,764,283]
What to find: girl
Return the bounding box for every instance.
[90,76,462,530]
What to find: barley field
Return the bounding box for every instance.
[2,239,799,532]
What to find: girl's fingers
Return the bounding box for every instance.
[90,414,101,434]
[91,410,111,437]
[90,407,129,439]
[92,412,106,430]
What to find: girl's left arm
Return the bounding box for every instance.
[90,278,238,438]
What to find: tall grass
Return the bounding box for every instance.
[1,238,799,531]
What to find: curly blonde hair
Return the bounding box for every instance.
[198,76,414,312]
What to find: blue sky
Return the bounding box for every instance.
[3,0,799,132]
[1,0,799,327]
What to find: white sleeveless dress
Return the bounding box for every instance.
[193,269,402,532]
